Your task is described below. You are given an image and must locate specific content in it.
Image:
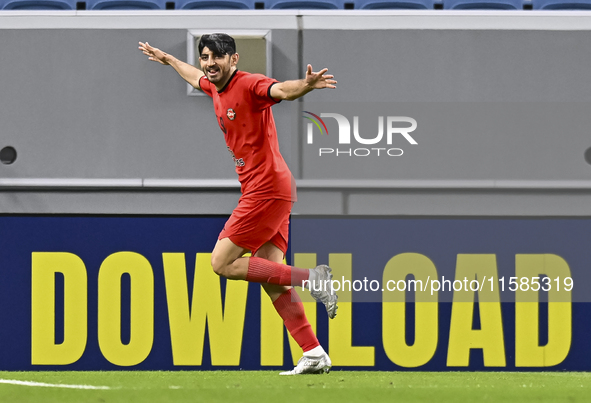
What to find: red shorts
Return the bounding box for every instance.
[218,198,292,255]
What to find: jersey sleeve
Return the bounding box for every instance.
[199,75,214,97]
[247,73,281,110]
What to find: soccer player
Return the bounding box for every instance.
[139,33,337,375]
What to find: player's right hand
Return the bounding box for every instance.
[138,42,169,65]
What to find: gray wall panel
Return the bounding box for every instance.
[0,28,299,180]
[300,30,591,186]
[299,102,591,181]
[268,29,300,169]
[2,15,591,215]
[291,190,344,215]
[302,30,591,103]
[0,190,242,214]
[348,190,591,216]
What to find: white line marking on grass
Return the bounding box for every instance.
[0,379,111,390]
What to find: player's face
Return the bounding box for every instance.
[199,47,237,87]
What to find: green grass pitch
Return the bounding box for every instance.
[0,371,588,403]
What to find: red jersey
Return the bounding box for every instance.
[199,70,296,202]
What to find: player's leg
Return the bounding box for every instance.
[211,198,337,318]
[211,237,337,317]
[210,237,250,280]
[253,241,290,302]
[210,237,311,285]
[212,201,322,280]
[256,241,331,375]
[211,238,312,284]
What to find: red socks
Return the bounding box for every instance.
[273,288,319,353]
[247,257,318,352]
[246,256,310,286]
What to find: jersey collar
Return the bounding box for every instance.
[217,69,239,94]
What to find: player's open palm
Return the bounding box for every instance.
[139,42,169,65]
[305,64,337,89]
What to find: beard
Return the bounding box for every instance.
[204,66,228,83]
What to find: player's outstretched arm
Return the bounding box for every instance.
[138,41,204,90]
[270,64,336,101]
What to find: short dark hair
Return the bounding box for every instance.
[198,33,236,57]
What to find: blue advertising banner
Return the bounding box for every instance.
[0,215,588,371]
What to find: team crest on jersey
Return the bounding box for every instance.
[227,108,236,120]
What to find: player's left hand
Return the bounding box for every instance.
[305,64,337,89]
[139,41,169,65]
